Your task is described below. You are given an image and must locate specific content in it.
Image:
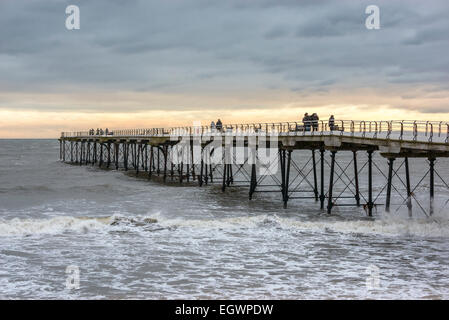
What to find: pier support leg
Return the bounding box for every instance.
[79,142,83,165]
[163,146,168,182]
[327,151,336,214]
[136,144,140,176]
[157,147,160,175]
[320,149,325,209]
[70,141,73,163]
[221,164,227,192]
[249,163,257,200]
[86,142,90,165]
[209,164,213,183]
[191,144,195,180]
[353,151,360,206]
[115,143,119,170]
[124,143,128,171]
[429,157,435,216]
[148,146,154,179]
[283,150,292,209]
[367,150,374,217]
[180,162,184,184]
[385,157,395,212]
[199,158,204,187]
[170,148,174,180]
[280,149,286,204]
[107,142,111,168]
[312,150,319,201]
[228,165,233,185]
[144,145,148,172]
[99,143,103,168]
[63,141,66,162]
[93,142,97,165]
[404,158,413,216]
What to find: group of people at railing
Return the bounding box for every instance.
[210,119,223,132]
[296,113,337,132]
[88,128,113,136]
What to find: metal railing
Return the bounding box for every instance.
[61,120,449,143]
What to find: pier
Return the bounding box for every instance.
[59,120,449,217]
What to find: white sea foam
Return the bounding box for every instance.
[0,216,112,236]
[0,213,448,238]
[156,214,449,238]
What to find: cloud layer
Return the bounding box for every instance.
[0,0,448,136]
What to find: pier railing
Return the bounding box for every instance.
[61,120,449,143]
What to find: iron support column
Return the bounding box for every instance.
[367,150,374,217]
[312,150,318,201]
[404,157,412,217]
[385,157,395,212]
[327,151,336,214]
[353,151,360,206]
[429,157,435,215]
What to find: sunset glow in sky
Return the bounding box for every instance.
[1,0,448,138]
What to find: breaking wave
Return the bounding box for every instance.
[0,213,448,238]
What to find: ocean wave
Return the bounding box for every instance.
[0,214,160,237]
[1,213,448,238]
[155,214,449,238]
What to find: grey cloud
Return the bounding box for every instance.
[0,0,448,112]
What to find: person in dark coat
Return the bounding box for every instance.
[329,115,335,131]
[311,113,319,131]
[216,119,223,132]
[302,113,311,131]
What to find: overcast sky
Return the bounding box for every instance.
[1,0,448,137]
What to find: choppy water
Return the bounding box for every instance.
[0,139,448,299]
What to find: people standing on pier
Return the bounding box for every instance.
[216,119,223,132]
[105,128,109,135]
[210,121,216,131]
[329,115,335,131]
[311,113,319,131]
[302,113,311,131]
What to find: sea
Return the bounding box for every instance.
[0,139,448,299]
